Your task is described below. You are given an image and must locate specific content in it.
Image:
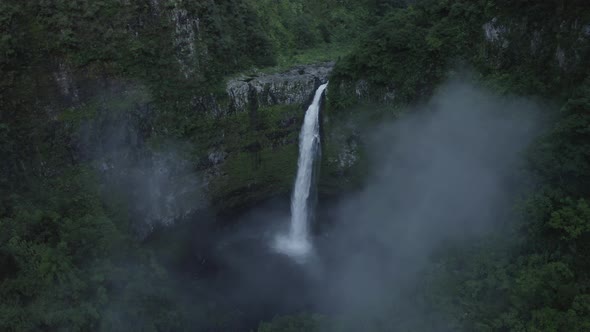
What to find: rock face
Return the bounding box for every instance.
[226,62,333,114]
[46,62,339,232]
[178,62,339,214]
[481,17,590,72]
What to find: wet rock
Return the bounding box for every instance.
[208,150,228,166]
[53,62,79,103]
[483,17,509,48]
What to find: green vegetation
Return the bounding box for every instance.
[0,0,373,330]
[330,0,590,104]
[242,43,352,76]
[2,0,590,331]
[0,167,188,331]
[319,102,403,197]
[198,104,303,212]
[291,0,590,331]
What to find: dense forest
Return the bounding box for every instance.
[1,0,590,331]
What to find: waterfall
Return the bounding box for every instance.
[274,83,328,260]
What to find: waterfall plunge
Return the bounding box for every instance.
[274,83,328,261]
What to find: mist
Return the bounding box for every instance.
[72,78,545,331]
[75,87,206,238]
[312,79,542,329]
[201,77,545,331]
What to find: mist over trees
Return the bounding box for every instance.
[1,0,590,331]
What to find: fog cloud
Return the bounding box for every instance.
[95,78,546,331]
[307,78,544,329]
[76,87,205,238]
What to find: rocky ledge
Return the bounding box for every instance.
[226,62,334,113]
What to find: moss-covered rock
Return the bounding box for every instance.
[195,104,303,214]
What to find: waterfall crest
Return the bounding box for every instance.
[274,83,328,261]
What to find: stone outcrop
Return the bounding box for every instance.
[225,62,333,114]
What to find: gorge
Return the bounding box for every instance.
[2,1,590,332]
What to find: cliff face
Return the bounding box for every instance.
[52,63,342,233]
[321,5,590,215]
[226,63,333,114]
[480,16,590,75]
[3,0,372,237]
[22,44,343,235]
[329,4,590,108]
[198,63,340,215]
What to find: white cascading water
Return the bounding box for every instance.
[274,83,328,260]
